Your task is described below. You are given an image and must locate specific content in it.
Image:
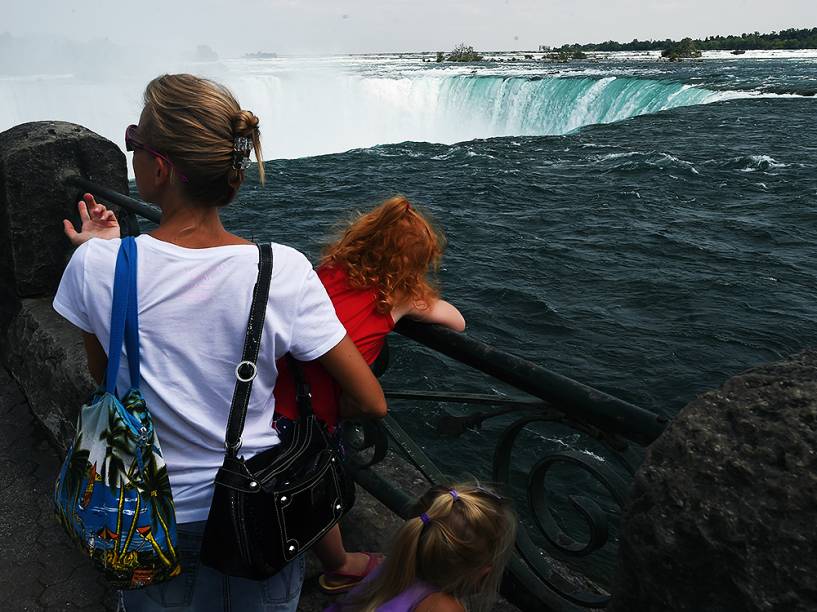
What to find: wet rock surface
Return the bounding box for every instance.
[610,349,817,612]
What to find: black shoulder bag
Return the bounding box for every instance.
[200,243,355,579]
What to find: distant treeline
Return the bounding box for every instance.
[556,27,817,52]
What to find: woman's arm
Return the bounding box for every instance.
[317,335,387,419]
[392,298,466,332]
[83,332,107,386]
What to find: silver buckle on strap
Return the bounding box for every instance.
[225,437,243,454]
[235,360,258,383]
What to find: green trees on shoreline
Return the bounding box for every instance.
[556,27,817,53]
[430,27,815,65]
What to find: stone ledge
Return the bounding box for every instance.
[2,298,94,450]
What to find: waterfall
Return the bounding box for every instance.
[0,68,741,161]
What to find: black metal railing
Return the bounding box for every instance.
[343,323,664,611]
[68,177,668,612]
[67,175,162,224]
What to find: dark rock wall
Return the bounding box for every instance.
[4,298,95,449]
[0,121,134,441]
[610,349,817,612]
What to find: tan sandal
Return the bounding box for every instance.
[318,552,384,594]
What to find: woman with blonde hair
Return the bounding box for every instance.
[54,73,386,610]
[325,484,517,612]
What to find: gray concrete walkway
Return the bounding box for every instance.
[0,368,116,611]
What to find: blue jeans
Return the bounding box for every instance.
[121,521,304,612]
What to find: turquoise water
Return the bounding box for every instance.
[433,74,724,135]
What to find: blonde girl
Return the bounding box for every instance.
[325,484,517,612]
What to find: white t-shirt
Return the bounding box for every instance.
[53,235,346,523]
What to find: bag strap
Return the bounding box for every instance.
[286,354,315,420]
[124,237,140,389]
[224,243,273,457]
[105,237,140,395]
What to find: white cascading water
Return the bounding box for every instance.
[226,73,732,158]
[0,64,738,162]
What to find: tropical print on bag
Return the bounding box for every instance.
[55,237,179,588]
[54,385,181,588]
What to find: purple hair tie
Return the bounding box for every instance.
[449,488,459,501]
[420,512,431,525]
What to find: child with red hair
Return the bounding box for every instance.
[273,196,465,592]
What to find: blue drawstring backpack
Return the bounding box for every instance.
[54,237,181,588]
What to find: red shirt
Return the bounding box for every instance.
[273,265,394,428]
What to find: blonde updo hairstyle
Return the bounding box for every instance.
[140,74,264,207]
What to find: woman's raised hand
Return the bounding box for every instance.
[63,193,121,246]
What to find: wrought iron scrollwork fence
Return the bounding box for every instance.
[347,320,666,611]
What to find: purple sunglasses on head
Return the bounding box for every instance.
[125,124,188,183]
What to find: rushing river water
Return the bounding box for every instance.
[3,50,817,589]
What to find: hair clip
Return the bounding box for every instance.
[449,488,459,501]
[233,136,252,170]
[420,512,431,525]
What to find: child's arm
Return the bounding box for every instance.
[392,298,466,332]
[338,393,377,419]
[318,336,388,418]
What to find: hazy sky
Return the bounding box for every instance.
[3,0,815,56]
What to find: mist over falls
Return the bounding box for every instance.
[0,58,758,161]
